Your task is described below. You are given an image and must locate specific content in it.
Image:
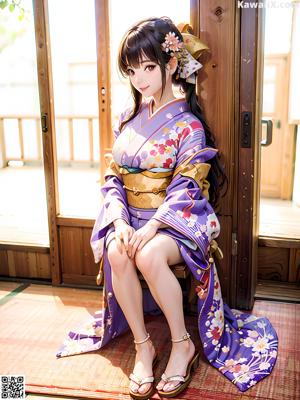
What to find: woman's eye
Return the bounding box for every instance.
[145,65,155,71]
[127,69,134,76]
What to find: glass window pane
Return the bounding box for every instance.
[0,0,49,245]
[48,0,100,218]
[264,0,293,55]
[262,83,276,114]
[264,65,276,81]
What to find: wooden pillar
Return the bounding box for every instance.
[32,0,61,285]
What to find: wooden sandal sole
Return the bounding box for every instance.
[157,351,200,398]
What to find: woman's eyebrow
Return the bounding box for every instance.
[126,60,153,70]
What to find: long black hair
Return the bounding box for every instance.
[117,16,228,212]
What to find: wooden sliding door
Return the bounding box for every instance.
[32,0,105,286]
[31,0,192,287]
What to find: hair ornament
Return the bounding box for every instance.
[161,23,209,84]
[161,32,184,54]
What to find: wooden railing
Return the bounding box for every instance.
[0,115,99,167]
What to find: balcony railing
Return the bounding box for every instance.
[0,115,100,167]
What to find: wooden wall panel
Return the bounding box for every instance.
[59,227,83,276]
[59,226,99,286]
[28,252,38,277]
[82,228,99,276]
[257,238,300,285]
[0,250,9,275]
[14,251,30,277]
[257,247,289,281]
[7,251,16,276]
[36,253,51,279]
[289,248,300,283]
[0,246,50,280]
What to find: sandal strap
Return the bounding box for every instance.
[129,373,154,385]
[171,332,191,343]
[134,332,150,344]
[161,373,186,383]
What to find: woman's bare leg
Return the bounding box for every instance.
[135,234,196,392]
[107,239,156,395]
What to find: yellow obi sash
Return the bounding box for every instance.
[104,151,211,209]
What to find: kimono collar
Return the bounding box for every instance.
[146,97,190,121]
[137,97,190,134]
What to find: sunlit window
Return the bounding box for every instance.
[48,0,100,218]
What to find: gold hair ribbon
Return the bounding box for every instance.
[177,23,209,59]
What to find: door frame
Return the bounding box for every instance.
[32,0,61,285]
[235,4,265,309]
[32,0,107,286]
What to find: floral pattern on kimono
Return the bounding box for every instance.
[197,266,278,391]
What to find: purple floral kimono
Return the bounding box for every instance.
[56,98,278,392]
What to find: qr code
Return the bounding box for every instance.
[0,376,25,399]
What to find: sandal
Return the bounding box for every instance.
[157,332,200,398]
[129,332,159,400]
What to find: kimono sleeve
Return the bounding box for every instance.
[175,119,217,166]
[152,119,221,266]
[90,108,131,263]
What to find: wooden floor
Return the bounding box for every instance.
[259,197,300,239]
[0,281,298,400]
[1,165,300,246]
[255,279,300,302]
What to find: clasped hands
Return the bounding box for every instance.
[113,218,160,259]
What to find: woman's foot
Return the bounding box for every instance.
[156,337,195,392]
[129,337,157,395]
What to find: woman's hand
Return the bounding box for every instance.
[127,220,160,259]
[113,219,135,254]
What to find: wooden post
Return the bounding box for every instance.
[95,0,111,185]
[32,0,61,285]
[236,4,263,309]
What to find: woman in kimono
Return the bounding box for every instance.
[56,17,278,399]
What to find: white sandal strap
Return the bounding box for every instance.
[166,375,186,383]
[161,372,186,383]
[129,373,154,385]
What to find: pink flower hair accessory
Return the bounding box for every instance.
[161,30,205,84]
[161,32,184,54]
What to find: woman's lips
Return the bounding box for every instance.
[140,86,149,91]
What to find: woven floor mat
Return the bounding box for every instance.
[0,283,298,399]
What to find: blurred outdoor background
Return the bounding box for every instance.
[0,0,299,246]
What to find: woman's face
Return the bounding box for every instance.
[126,55,172,98]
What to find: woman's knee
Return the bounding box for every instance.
[135,240,167,278]
[107,239,134,275]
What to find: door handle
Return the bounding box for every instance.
[261,119,273,146]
